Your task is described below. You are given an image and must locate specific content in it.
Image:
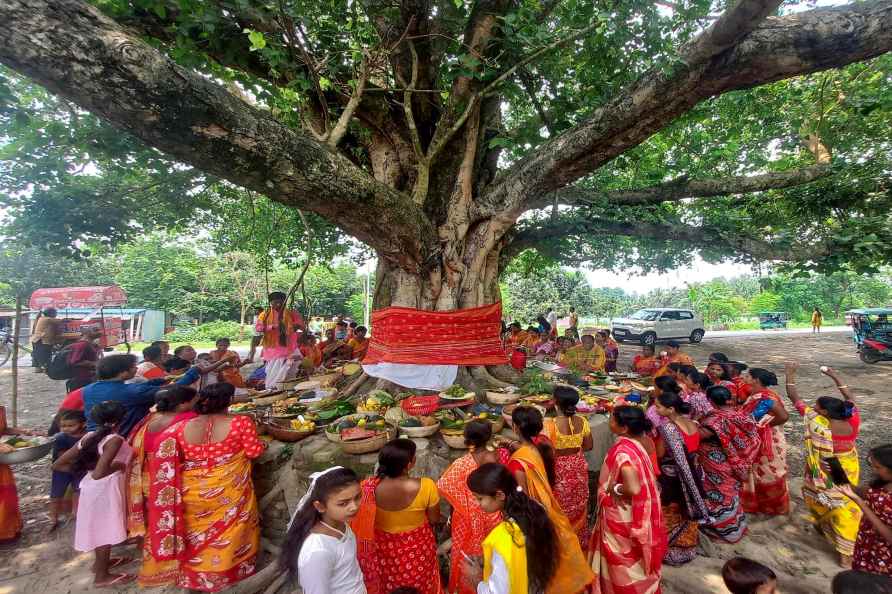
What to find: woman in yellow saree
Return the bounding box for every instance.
[502,406,594,594]
[783,362,862,566]
[138,383,265,592]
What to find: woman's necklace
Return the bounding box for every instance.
[319,520,346,538]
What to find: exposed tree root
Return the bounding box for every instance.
[341,370,370,397]
[487,364,522,384]
[470,365,512,390]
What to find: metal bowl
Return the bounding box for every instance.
[0,437,54,465]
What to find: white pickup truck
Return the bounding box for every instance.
[611,308,705,346]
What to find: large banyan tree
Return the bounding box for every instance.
[2,0,892,384]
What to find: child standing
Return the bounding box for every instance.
[53,401,134,587]
[464,463,559,594]
[279,466,365,594]
[48,409,86,530]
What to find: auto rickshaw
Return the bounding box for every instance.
[759,312,788,330]
[29,286,130,351]
[846,308,892,363]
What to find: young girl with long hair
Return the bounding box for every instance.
[464,463,559,594]
[437,420,510,594]
[834,444,892,576]
[54,400,134,587]
[590,405,666,594]
[501,406,593,593]
[542,386,593,549]
[352,438,443,594]
[280,466,365,594]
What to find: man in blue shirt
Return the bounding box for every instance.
[82,354,200,437]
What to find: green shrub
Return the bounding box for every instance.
[164,320,250,343]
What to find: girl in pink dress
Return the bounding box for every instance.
[54,401,135,588]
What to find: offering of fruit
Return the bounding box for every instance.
[289,416,315,432]
[357,391,396,414]
[4,437,34,449]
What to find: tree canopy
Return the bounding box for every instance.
[1,0,891,326]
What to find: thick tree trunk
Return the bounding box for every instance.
[369,224,513,394]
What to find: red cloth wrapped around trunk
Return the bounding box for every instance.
[362,302,508,366]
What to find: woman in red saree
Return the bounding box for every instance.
[590,405,666,594]
[740,368,790,515]
[353,438,442,594]
[138,383,265,592]
[437,421,509,594]
[543,386,593,550]
[697,386,760,543]
[126,385,198,585]
[504,405,594,594]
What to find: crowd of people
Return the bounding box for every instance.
[1,298,891,593]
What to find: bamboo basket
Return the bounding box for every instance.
[501,403,546,427]
[442,430,469,449]
[398,422,441,438]
[253,391,288,405]
[489,417,505,434]
[262,419,315,443]
[486,391,520,406]
[340,432,389,454]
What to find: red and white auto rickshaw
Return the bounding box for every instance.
[29,285,130,352]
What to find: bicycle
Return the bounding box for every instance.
[0,328,34,367]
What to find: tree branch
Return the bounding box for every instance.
[680,0,782,65]
[507,215,830,263]
[527,164,831,209]
[0,0,437,272]
[480,21,601,98]
[480,1,892,218]
[326,55,369,148]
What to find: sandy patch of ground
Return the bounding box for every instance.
[1,331,889,593]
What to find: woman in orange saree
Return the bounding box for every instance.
[740,368,790,515]
[137,383,265,592]
[126,386,198,586]
[208,338,247,388]
[503,406,594,594]
[590,406,666,594]
[437,421,509,594]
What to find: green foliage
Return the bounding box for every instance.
[687,281,747,326]
[502,264,892,329]
[106,235,203,316]
[749,291,782,314]
[163,320,248,343]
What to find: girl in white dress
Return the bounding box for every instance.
[281,466,366,594]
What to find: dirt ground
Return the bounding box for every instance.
[0,331,889,593]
